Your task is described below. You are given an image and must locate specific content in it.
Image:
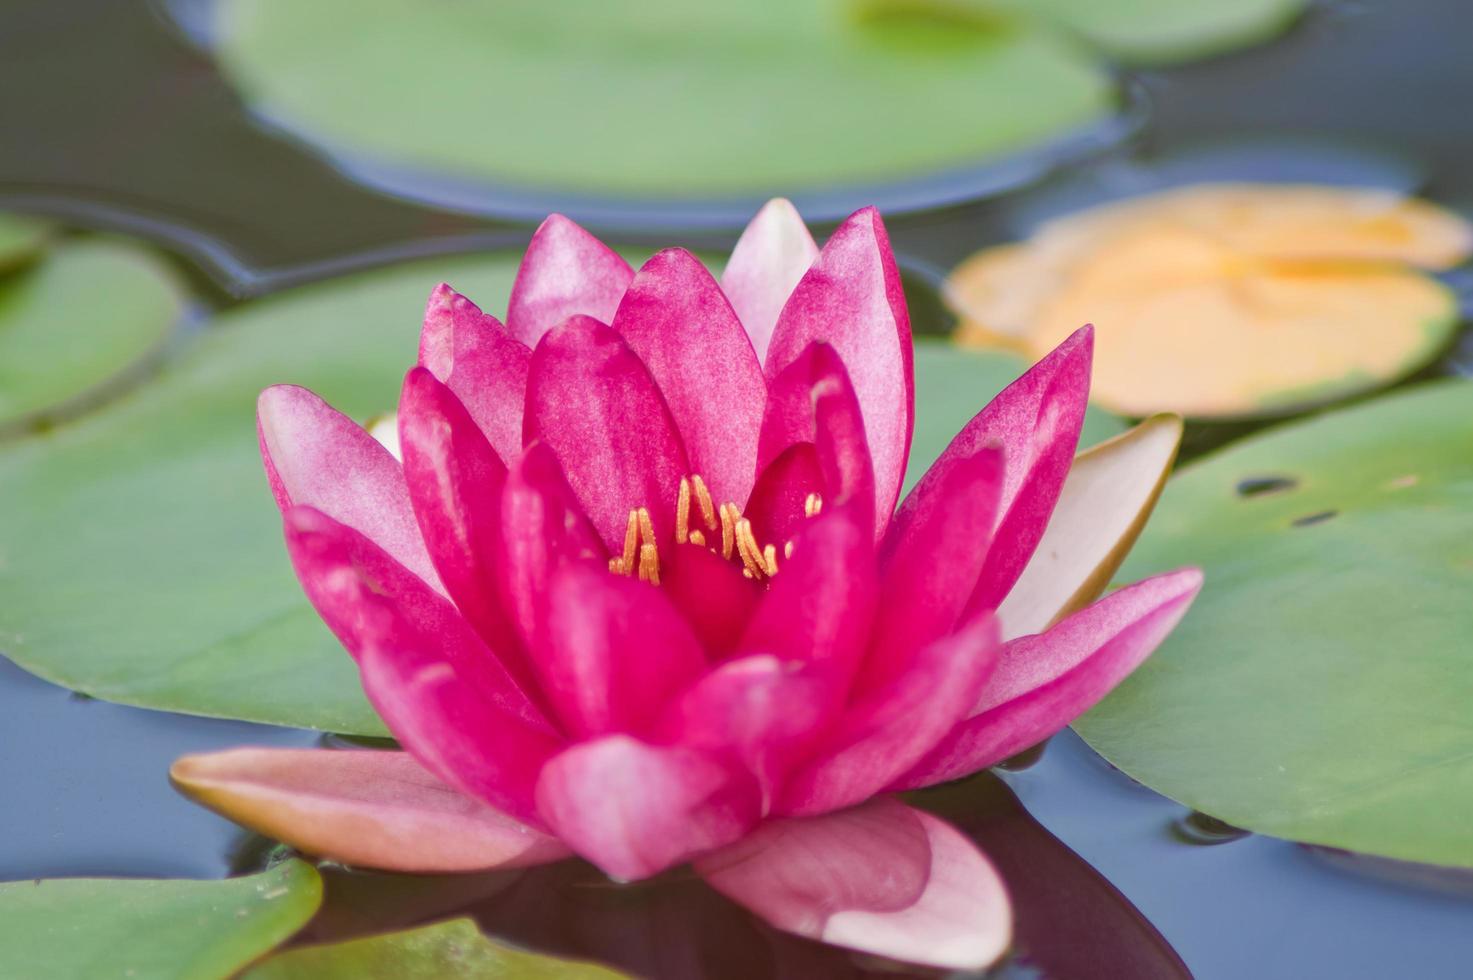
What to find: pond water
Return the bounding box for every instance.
[3,0,1473,977]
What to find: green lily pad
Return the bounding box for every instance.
[907,342,1125,493]
[208,0,1111,201]
[997,0,1308,64]
[0,253,523,736]
[0,860,322,980]
[0,237,186,435]
[1075,380,1473,866]
[245,918,631,980]
[0,213,51,269]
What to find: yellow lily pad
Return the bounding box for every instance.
[948,183,1470,418]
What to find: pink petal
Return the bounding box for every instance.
[777,611,999,816]
[654,654,833,802]
[496,442,606,651]
[534,562,707,738]
[915,327,1093,616]
[721,198,819,362]
[535,736,761,881]
[418,283,532,463]
[505,215,634,347]
[738,507,878,689]
[613,248,766,508]
[283,506,561,824]
[257,384,440,591]
[398,368,532,695]
[997,414,1182,640]
[170,748,569,873]
[764,207,912,532]
[861,446,1003,689]
[896,568,1203,789]
[661,543,761,657]
[743,443,824,550]
[755,342,876,539]
[696,798,1011,970]
[524,315,689,556]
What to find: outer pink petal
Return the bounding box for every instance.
[257,384,440,590]
[895,568,1204,789]
[418,283,532,463]
[613,248,766,508]
[764,207,912,532]
[283,506,561,824]
[721,198,819,362]
[398,368,533,696]
[861,446,1003,689]
[535,736,761,881]
[695,798,1012,970]
[535,562,707,738]
[496,442,606,651]
[915,327,1093,616]
[755,342,876,539]
[777,611,999,817]
[170,748,569,873]
[524,315,689,555]
[505,214,634,347]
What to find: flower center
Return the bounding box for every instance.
[606,474,821,587]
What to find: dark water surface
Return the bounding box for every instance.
[4,1,1473,977]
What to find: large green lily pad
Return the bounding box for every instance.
[1075,380,1473,866]
[0,860,322,980]
[209,0,1111,201]
[245,918,631,980]
[908,342,1124,493]
[0,253,523,736]
[0,236,186,435]
[0,213,51,270]
[997,0,1308,64]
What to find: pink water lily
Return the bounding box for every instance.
[172,201,1201,971]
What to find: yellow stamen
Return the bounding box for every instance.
[763,544,779,576]
[676,477,691,544]
[637,508,657,560]
[719,503,737,560]
[784,540,794,559]
[620,510,640,573]
[804,492,823,517]
[689,529,706,547]
[735,518,766,579]
[637,543,660,585]
[608,556,625,575]
[691,475,717,531]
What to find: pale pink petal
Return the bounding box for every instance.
[896,568,1203,789]
[398,368,532,694]
[536,736,761,881]
[283,506,561,824]
[912,326,1094,615]
[418,283,532,463]
[505,215,634,347]
[257,384,440,590]
[524,315,689,555]
[721,198,819,362]
[613,248,766,508]
[997,414,1182,640]
[170,748,569,873]
[861,446,1003,688]
[777,611,998,816]
[496,442,606,651]
[696,798,1012,970]
[754,342,876,540]
[534,562,707,738]
[764,208,912,532]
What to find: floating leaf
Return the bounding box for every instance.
[0,212,51,269]
[245,918,631,980]
[907,342,1124,493]
[0,860,321,980]
[949,184,1470,418]
[1075,380,1473,867]
[207,0,1111,205]
[0,236,186,435]
[0,254,521,735]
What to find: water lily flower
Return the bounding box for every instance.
[172,201,1201,971]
